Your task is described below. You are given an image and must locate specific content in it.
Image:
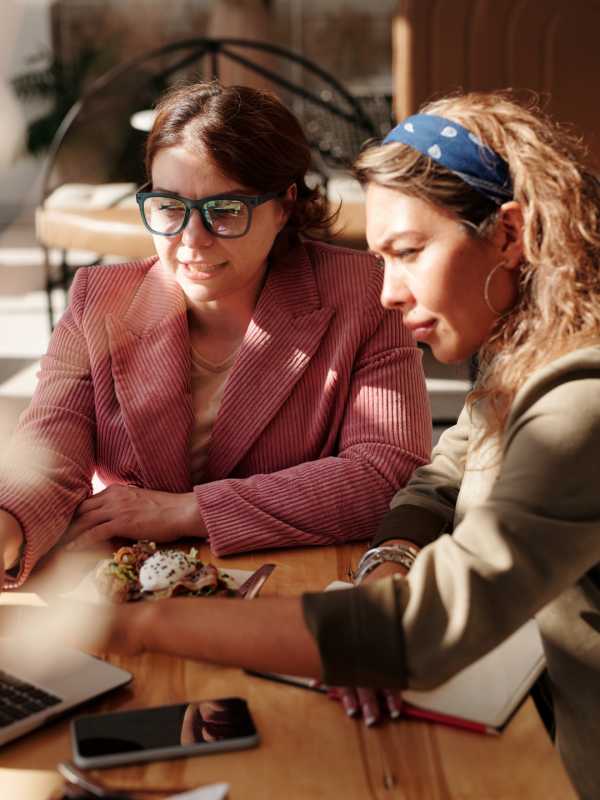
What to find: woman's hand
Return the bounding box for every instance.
[0,509,25,587]
[334,686,403,724]
[334,541,419,725]
[65,484,207,552]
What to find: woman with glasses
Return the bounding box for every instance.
[87,91,600,800]
[0,82,430,583]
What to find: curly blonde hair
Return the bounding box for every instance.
[352,91,600,443]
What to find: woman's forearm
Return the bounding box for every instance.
[140,596,322,678]
[0,509,25,576]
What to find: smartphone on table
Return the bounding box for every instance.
[71,696,259,769]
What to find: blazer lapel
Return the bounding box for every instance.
[204,246,335,482]
[106,262,194,493]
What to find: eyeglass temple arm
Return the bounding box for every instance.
[254,190,288,207]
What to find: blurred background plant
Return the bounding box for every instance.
[11,47,98,159]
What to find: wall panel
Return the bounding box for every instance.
[394,0,600,160]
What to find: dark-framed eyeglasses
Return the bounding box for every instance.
[136,183,286,239]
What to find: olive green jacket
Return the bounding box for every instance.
[303,345,600,800]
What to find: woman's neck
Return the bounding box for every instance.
[186,282,264,365]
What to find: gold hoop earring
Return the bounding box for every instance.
[484,262,505,316]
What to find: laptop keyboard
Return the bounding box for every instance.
[0,670,61,727]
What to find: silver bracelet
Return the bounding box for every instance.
[353,544,419,586]
[358,544,420,569]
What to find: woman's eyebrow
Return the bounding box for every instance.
[150,187,249,196]
[378,230,426,249]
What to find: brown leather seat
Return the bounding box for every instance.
[36,182,155,261]
[392,0,600,162]
[36,206,155,260]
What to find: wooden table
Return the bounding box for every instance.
[0,539,578,800]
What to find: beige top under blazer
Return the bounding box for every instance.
[303,345,600,800]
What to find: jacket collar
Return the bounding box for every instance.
[105,258,194,492]
[204,245,335,481]
[106,245,335,487]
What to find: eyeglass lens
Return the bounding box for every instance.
[142,197,249,237]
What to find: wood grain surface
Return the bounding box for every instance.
[0,538,578,799]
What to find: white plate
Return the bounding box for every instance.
[60,559,252,605]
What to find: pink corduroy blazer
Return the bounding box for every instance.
[0,242,431,585]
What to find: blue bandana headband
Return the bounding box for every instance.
[382,114,513,205]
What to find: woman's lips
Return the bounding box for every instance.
[179,261,228,280]
[403,318,437,341]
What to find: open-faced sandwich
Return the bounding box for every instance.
[95,541,237,604]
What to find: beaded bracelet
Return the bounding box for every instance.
[353,544,419,586]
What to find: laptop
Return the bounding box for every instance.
[0,637,132,748]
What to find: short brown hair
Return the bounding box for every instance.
[145,82,338,260]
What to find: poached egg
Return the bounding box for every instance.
[139,550,198,592]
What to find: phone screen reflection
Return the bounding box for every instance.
[181,698,256,744]
[75,697,257,757]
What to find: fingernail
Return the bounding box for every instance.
[342,695,358,717]
[65,542,74,551]
[387,696,403,720]
[363,702,379,726]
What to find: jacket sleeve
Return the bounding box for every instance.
[370,400,472,548]
[195,271,432,556]
[302,375,600,689]
[0,270,96,586]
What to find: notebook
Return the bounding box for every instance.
[248,581,546,732]
[401,618,545,729]
[0,637,132,748]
